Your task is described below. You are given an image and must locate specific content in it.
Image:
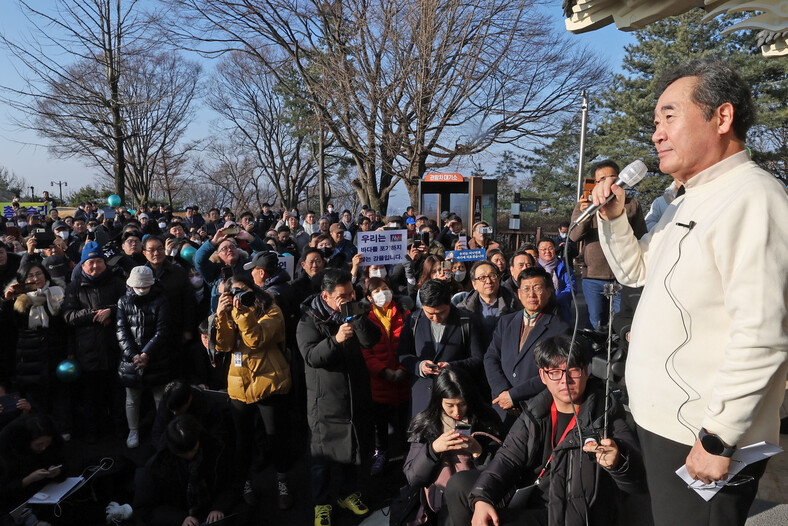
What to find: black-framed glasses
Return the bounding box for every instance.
[542,367,583,381]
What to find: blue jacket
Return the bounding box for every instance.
[193,236,267,313]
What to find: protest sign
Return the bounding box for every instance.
[277,254,295,279]
[445,249,486,262]
[357,229,407,266]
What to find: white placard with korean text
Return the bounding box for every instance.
[357,229,407,266]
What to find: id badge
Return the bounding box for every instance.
[234,352,243,368]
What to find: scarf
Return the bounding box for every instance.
[26,283,65,330]
[372,303,393,337]
[538,257,560,291]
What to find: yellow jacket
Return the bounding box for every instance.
[215,303,291,403]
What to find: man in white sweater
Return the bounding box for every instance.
[593,58,788,526]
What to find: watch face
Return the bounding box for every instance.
[701,433,724,455]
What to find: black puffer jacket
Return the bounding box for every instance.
[63,268,127,372]
[116,285,170,387]
[296,294,381,464]
[469,381,645,526]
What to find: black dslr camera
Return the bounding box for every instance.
[230,287,256,308]
[340,301,366,322]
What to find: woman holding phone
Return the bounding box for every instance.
[402,368,500,525]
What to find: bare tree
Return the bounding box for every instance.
[192,140,275,213]
[166,0,604,211]
[0,0,161,203]
[205,51,317,210]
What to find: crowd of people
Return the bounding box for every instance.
[0,58,785,526]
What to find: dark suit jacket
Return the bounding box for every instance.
[398,306,483,417]
[483,311,568,422]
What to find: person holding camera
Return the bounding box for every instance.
[193,224,267,313]
[214,275,294,510]
[467,221,500,251]
[297,270,381,526]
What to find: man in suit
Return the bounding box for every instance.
[398,279,484,418]
[484,267,569,429]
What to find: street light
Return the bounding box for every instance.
[50,180,68,202]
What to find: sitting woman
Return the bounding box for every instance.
[0,414,64,519]
[403,368,501,525]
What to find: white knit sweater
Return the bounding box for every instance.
[598,151,788,447]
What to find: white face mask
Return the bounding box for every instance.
[369,268,387,279]
[158,222,167,229]
[327,207,334,213]
[190,276,204,289]
[18,221,27,228]
[133,287,151,296]
[454,269,467,282]
[57,231,70,240]
[372,290,393,308]
[559,232,567,239]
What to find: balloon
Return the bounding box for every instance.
[56,359,81,383]
[107,194,121,207]
[180,244,197,262]
[128,209,136,216]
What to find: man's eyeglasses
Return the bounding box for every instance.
[542,367,583,381]
[144,247,165,254]
[520,285,546,295]
[473,274,498,283]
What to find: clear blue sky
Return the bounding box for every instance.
[0,1,635,207]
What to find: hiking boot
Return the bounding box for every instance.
[337,492,369,516]
[242,479,258,505]
[126,430,139,449]
[314,504,332,526]
[370,449,387,476]
[277,477,293,510]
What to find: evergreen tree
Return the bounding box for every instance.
[527,9,788,211]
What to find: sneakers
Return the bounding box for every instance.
[277,477,293,510]
[242,479,258,505]
[126,430,139,449]
[314,504,332,526]
[370,449,387,476]
[337,491,369,516]
[61,433,71,442]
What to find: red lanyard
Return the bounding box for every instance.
[537,402,576,480]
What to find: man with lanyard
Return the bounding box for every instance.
[445,334,645,526]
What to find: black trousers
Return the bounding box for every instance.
[637,425,767,526]
[229,394,292,476]
[444,470,548,526]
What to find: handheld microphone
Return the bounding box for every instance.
[571,160,648,227]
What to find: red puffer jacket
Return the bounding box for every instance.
[362,302,411,405]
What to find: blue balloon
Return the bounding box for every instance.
[56,359,81,383]
[107,194,121,207]
[180,244,197,262]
